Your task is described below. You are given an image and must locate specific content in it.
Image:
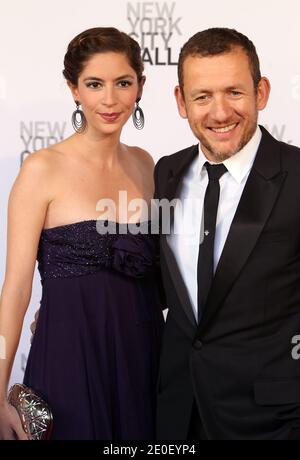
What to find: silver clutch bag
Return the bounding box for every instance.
[8,383,53,440]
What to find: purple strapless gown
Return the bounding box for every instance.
[23,220,164,440]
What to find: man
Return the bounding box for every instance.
[155,28,300,440]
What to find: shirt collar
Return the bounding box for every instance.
[197,126,262,184]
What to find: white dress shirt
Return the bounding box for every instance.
[166,126,262,321]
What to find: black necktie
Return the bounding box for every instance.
[197,162,227,320]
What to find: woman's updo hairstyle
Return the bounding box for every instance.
[63,27,144,85]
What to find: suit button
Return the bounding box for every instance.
[193,339,203,350]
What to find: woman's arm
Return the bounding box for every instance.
[0,152,51,439]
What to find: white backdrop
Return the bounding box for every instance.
[1,0,300,384]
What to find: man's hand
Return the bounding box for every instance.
[30,309,39,343]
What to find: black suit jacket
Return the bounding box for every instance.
[154,126,300,440]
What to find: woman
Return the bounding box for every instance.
[0,27,164,440]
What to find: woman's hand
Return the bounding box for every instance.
[0,401,29,440]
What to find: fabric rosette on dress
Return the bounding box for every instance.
[111,233,158,278]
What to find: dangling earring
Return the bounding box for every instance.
[71,101,87,133]
[132,98,145,130]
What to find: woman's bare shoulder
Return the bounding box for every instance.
[17,148,64,195]
[9,149,56,209]
[126,145,155,170]
[21,139,72,173]
[21,148,55,173]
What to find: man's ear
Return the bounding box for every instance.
[256,77,271,111]
[67,80,79,102]
[174,85,188,119]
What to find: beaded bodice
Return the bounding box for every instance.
[37,220,158,281]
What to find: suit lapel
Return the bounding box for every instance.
[160,145,199,330]
[164,145,199,202]
[161,237,197,330]
[197,127,287,334]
